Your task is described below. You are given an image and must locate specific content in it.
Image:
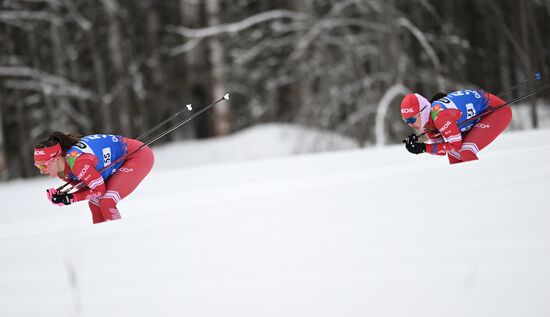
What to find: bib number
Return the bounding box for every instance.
[465,103,476,119]
[102,148,112,165]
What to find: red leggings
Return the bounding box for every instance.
[449,94,512,164]
[88,138,154,223]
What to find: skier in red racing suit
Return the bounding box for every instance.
[400,90,512,164]
[33,131,154,224]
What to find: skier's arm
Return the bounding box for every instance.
[424,113,462,156]
[426,130,445,144]
[70,156,106,202]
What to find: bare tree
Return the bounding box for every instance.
[0,0,549,180]
[103,0,133,136]
[205,0,230,136]
[178,0,209,138]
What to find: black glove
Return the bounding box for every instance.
[51,193,74,206]
[402,134,426,155]
[403,133,418,144]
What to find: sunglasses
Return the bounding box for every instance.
[402,105,427,124]
[34,161,52,171]
[34,154,59,171]
[403,116,418,124]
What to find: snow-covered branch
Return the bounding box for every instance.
[4,79,94,100]
[0,67,94,100]
[0,10,62,25]
[396,17,443,89]
[288,17,389,62]
[170,9,311,38]
[168,9,311,56]
[63,0,92,30]
[13,0,62,4]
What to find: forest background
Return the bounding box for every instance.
[0,0,549,179]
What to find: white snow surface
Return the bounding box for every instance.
[1,125,550,317]
[153,123,360,169]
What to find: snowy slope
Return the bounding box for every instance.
[1,127,550,317]
[152,123,360,170]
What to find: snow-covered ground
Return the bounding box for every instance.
[152,123,360,169]
[1,125,550,317]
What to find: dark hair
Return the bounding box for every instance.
[35,131,83,155]
[430,92,447,102]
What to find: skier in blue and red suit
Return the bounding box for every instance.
[400,90,512,164]
[33,132,154,223]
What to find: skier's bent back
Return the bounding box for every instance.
[34,131,154,223]
[400,90,512,164]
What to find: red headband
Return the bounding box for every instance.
[34,143,62,163]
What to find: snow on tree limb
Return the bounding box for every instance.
[58,100,92,129]
[168,10,310,56]
[0,10,62,25]
[0,67,94,100]
[396,17,444,89]
[4,79,94,100]
[170,10,311,38]
[12,0,62,4]
[168,38,203,56]
[290,17,389,62]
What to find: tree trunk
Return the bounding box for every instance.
[144,0,163,137]
[49,3,74,131]
[86,28,111,132]
[180,0,210,138]
[16,93,32,178]
[205,0,230,136]
[519,0,538,128]
[0,96,6,180]
[104,0,133,136]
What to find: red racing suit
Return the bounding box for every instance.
[422,92,512,164]
[59,137,154,223]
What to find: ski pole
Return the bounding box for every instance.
[55,101,197,193]
[135,103,193,140]
[136,94,229,149]
[464,83,549,125]
[414,84,550,139]
[57,93,230,193]
[496,72,542,97]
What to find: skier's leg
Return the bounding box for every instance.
[448,152,462,164]
[98,142,154,221]
[89,198,105,224]
[486,93,506,110]
[98,192,121,221]
[460,105,512,161]
[447,147,463,164]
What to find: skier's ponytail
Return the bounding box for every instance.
[429,92,447,103]
[35,131,83,155]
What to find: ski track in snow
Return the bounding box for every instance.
[1,127,550,317]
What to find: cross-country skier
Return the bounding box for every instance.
[400,90,512,164]
[33,132,154,223]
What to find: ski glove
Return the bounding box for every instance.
[403,133,426,155]
[47,188,64,207]
[51,192,74,206]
